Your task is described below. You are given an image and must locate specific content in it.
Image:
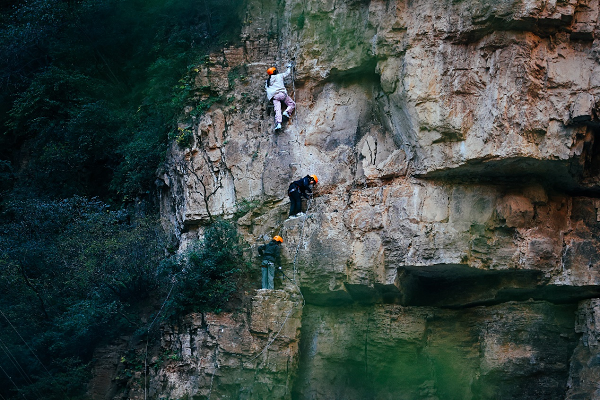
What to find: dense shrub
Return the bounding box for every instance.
[0,1,247,397]
[0,0,244,202]
[0,201,251,399]
[169,220,251,315]
[0,197,169,399]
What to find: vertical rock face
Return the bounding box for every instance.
[567,299,600,399]
[150,0,600,398]
[149,291,302,400]
[295,302,578,400]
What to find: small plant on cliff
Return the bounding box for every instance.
[168,219,250,315]
[233,198,260,219]
[170,127,194,148]
[296,12,306,30]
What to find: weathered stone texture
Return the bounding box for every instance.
[294,302,578,400]
[152,0,600,398]
[567,299,600,399]
[147,290,302,400]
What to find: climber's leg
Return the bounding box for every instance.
[283,95,295,117]
[261,261,270,289]
[267,263,275,289]
[272,92,286,123]
[289,190,302,216]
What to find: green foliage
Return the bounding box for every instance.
[0,1,247,397]
[116,349,145,383]
[228,64,248,89]
[172,72,224,120]
[296,12,306,30]
[233,198,261,219]
[168,220,250,315]
[170,127,194,148]
[191,94,223,117]
[0,196,169,399]
[0,0,244,202]
[170,74,197,113]
[18,358,91,400]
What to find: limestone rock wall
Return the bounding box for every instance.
[295,302,578,400]
[151,0,600,398]
[150,291,302,400]
[567,299,600,399]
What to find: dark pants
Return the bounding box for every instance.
[289,190,302,216]
[261,260,275,289]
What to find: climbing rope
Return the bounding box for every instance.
[250,29,318,363]
[206,346,220,400]
[0,308,61,395]
[0,337,38,396]
[203,15,314,393]
[0,363,26,400]
[143,272,183,400]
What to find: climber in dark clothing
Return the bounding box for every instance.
[258,236,283,289]
[287,175,318,218]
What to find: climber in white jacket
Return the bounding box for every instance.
[265,64,295,131]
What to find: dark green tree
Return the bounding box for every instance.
[0,1,246,398]
[169,219,251,315]
[0,197,169,399]
[0,0,243,203]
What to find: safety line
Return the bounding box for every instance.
[0,337,37,393]
[191,21,311,395]
[0,362,27,399]
[247,28,315,364]
[0,308,56,384]
[144,273,183,400]
[0,337,46,400]
[247,194,315,363]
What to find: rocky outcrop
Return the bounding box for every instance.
[146,290,302,399]
[149,0,600,398]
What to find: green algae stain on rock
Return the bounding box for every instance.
[293,302,578,400]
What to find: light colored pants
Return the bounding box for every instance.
[272,92,295,123]
[261,261,275,289]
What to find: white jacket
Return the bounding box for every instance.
[265,67,291,100]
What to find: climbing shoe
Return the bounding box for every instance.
[274,123,282,131]
[283,111,290,119]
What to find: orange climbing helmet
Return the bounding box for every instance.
[273,235,283,243]
[267,67,277,75]
[310,175,318,183]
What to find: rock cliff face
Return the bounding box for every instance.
[149,0,600,398]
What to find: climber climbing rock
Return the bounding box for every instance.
[258,235,283,289]
[288,175,317,218]
[265,64,295,131]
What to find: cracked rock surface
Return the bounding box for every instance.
[102,0,600,398]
